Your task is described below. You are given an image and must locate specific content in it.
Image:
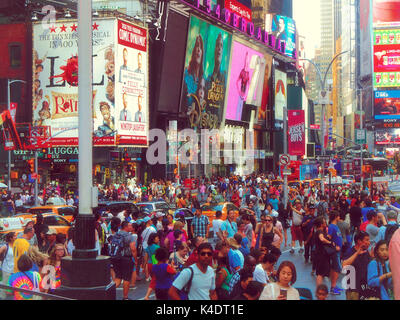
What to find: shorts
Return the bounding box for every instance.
[315,255,330,277]
[330,252,342,273]
[291,226,303,242]
[111,257,134,282]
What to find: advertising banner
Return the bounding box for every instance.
[373,29,400,87]
[288,110,305,156]
[10,103,17,122]
[274,69,287,122]
[271,15,297,59]
[299,164,319,181]
[115,20,148,146]
[180,15,232,130]
[32,19,116,146]
[224,0,252,22]
[375,128,400,144]
[373,0,400,28]
[374,90,400,120]
[225,40,268,122]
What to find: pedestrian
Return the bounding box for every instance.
[367,240,393,300]
[144,233,160,282]
[376,210,398,243]
[219,210,238,240]
[328,211,344,295]
[226,237,244,274]
[253,253,278,286]
[169,243,217,300]
[212,211,224,245]
[278,202,290,248]
[259,261,300,300]
[152,247,177,300]
[0,232,16,298]
[343,231,372,300]
[313,217,333,289]
[301,203,316,264]
[110,221,137,300]
[290,200,305,254]
[47,243,67,291]
[228,255,257,298]
[191,207,210,239]
[316,284,329,300]
[255,213,282,251]
[13,227,33,272]
[230,269,254,300]
[215,255,232,300]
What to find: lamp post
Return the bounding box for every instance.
[56,0,115,300]
[300,51,348,197]
[7,79,26,192]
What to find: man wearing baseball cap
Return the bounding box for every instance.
[301,203,316,264]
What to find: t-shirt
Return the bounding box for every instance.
[269,199,279,211]
[244,224,253,243]
[366,224,379,244]
[361,207,374,222]
[13,238,30,273]
[212,219,224,239]
[328,223,343,249]
[292,210,304,226]
[152,263,176,289]
[8,271,42,300]
[146,244,160,264]
[172,264,216,300]
[253,264,269,284]
[220,220,238,239]
[142,226,157,250]
[228,249,244,273]
[344,247,372,294]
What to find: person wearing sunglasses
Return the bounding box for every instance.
[255,213,282,251]
[169,243,217,300]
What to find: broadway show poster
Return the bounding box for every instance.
[180,15,232,130]
[274,69,287,122]
[114,20,148,146]
[225,40,268,122]
[256,54,273,127]
[288,110,305,156]
[373,0,400,28]
[375,128,400,145]
[271,15,297,59]
[32,19,116,146]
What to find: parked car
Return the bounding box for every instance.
[136,201,174,216]
[27,205,78,223]
[93,201,144,220]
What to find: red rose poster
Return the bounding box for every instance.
[288,110,305,156]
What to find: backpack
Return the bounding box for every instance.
[317,202,325,217]
[109,232,129,258]
[384,224,399,244]
[179,266,194,300]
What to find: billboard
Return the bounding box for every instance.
[33,19,116,146]
[32,18,148,147]
[225,40,269,122]
[373,0,400,28]
[288,110,305,156]
[373,30,400,87]
[274,69,287,122]
[375,90,400,120]
[299,164,319,181]
[375,128,400,144]
[224,0,252,22]
[180,15,232,130]
[270,15,297,58]
[114,20,148,146]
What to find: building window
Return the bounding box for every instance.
[9,43,22,68]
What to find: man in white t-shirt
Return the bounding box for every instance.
[141,217,157,250]
[169,243,217,300]
[253,253,278,286]
[212,211,224,246]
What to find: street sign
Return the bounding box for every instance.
[317,90,331,105]
[279,154,290,166]
[310,124,320,130]
[355,129,366,144]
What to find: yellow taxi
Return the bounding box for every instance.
[12,213,72,236]
[200,202,240,225]
[27,205,77,223]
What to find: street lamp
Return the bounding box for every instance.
[300,51,349,197]
[7,79,26,193]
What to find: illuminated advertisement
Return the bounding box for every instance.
[271,15,296,58]
[274,69,287,122]
[114,20,148,146]
[225,40,267,122]
[375,90,400,120]
[33,19,116,146]
[180,15,232,130]
[373,0,400,28]
[375,128,400,144]
[225,0,252,22]
[373,30,400,87]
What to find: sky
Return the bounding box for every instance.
[293,0,321,59]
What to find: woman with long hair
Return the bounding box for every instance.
[0,232,16,297]
[26,245,49,277]
[367,240,393,300]
[47,243,67,291]
[255,213,283,251]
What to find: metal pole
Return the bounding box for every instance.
[321,103,326,196]
[78,0,93,216]
[283,107,288,210]
[7,80,11,193]
[34,150,38,206]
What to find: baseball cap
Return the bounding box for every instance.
[23,219,34,227]
[46,228,57,235]
[143,216,151,223]
[155,212,165,218]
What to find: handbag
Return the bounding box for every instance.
[323,243,336,257]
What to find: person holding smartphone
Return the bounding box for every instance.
[259,261,300,300]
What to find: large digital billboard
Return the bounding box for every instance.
[180,15,232,130]
[270,15,297,58]
[373,29,400,87]
[375,128,400,144]
[373,0,400,28]
[225,40,268,122]
[375,90,400,120]
[274,69,287,122]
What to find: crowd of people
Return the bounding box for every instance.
[1,173,400,300]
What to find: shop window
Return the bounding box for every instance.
[9,43,22,68]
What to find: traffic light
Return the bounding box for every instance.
[28,158,34,173]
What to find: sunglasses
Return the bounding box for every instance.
[200,251,213,257]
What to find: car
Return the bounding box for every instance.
[200,202,240,225]
[173,208,194,221]
[271,180,284,188]
[27,205,78,223]
[45,196,67,206]
[93,201,144,220]
[136,201,175,216]
[288,181,301,189]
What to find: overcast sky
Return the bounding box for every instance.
[293,0,321,59]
